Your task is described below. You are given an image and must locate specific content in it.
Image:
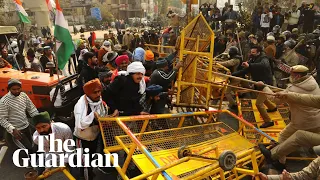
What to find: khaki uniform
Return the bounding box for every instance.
[265,76,320,163]
[219,58,241,107]
[267,157,320,180]
[218,58,240,73]
[285,93,320,108]
[256,87,277,123]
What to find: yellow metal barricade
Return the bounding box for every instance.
[144,44,176,58]
[98,110,273,179]
[24,167,75,180]
[234,91,316,161]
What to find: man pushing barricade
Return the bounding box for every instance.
[256,92,320,179]
[232,45,276,128]
[256,65,320,171]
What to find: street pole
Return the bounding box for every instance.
[186,0,192,23]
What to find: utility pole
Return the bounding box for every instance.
[186,0,192,23]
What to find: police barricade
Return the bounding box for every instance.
[98,110,268,179]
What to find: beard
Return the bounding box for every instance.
[11,92,21,97]
[39,128,52,135]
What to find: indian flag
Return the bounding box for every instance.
[54,0,74,70]
[14,0,31,23]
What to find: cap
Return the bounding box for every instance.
[292,28,299,34]
[43,46,51,50]
[114,44,122,51]
[291,65,309,73]
[278,34,286,40]
[267,36,275,41]
[8,79,21,88]
[248,34,255,38]
[238,31,246,38]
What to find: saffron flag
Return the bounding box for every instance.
[14,0,31,23]
[54,0,74,70]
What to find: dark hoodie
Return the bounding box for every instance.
[233,53,273,85]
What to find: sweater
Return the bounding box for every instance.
[0,92,38,133]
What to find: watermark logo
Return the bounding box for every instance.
[12,134,118,168]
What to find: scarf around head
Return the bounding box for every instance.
[126,61,146,94]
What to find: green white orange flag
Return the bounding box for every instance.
[14,0,31,23]
[54,0,74,70]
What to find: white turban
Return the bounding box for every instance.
[79,49,89,60]
[126,61,146,94]
[126,61,146,75]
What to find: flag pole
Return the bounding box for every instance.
[5,35,21,71]
[53,38,60,81]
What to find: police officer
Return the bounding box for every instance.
[222,46,243,108]
[258,65,320,170]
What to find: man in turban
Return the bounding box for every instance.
[32,111,73,175]
[74,78,108,179]
[144,50,155,76]
[103,61,147,116]
[98,40,112,66]
[111,55,130,82]
[140,84,166,114]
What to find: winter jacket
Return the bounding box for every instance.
[122,33,134,49]
[77,65,99,95]
[102,75,142,116]
[149,68,178,92]
[264,44,276,60]
[218,58,241,73]
[284,75,320,130]
[232,53,273,85]
[285,93,320,109]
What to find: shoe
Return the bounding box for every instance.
[267,108,278,112]
[260,122,274,128]
[258,144,273,164]
[258,144,286,171]
[271,161,286,171]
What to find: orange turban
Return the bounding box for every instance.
[83,78,102,95]
[145,50,154,61]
